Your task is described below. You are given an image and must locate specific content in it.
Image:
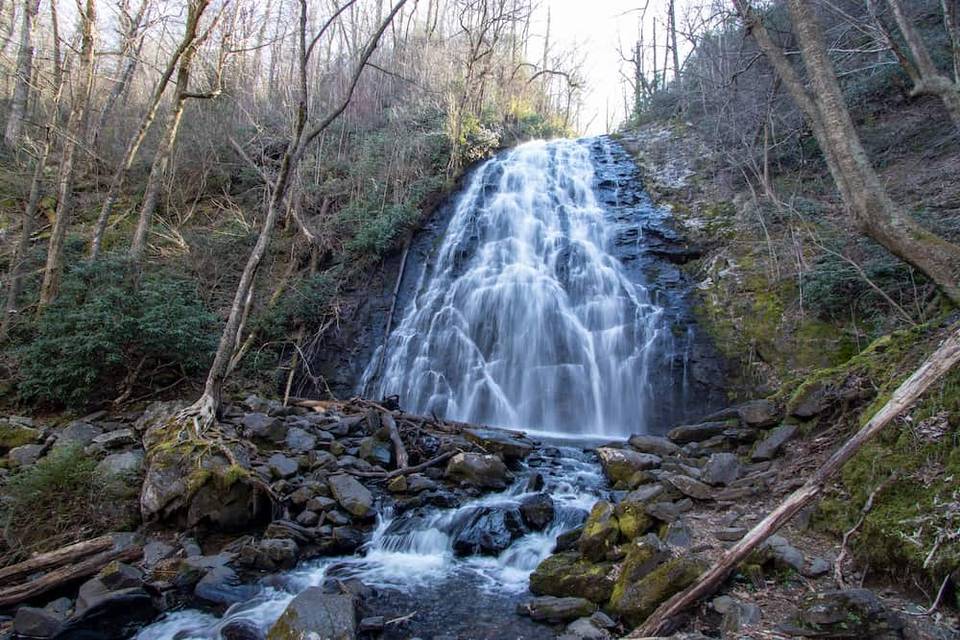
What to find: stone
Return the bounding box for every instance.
[14,607,63,638]
[267,589,355,640]
[701,453,742,486]
[790,381,829,419]
[645,498,693,523]
[627,434,680,456]
[240,538,299,571]
[463,427,534,460]
[89,428,137,451]
[8,443,44,466]
[530,552,616,604]
[519,596,596,623]
[614,488,660,540]
[306,496,337,512]
[54,421,103,449]
[195,565,257,605]
[0,421,41,450]
[358,616,385,633]
[610,556,706,627]
[526,472,545,492]
[407,473,438,493]
[387,475,408,492]
[242,413,286,443]
[519,493,555,530]
[665,474,713,500]
[44,598,73,619]
[445,452,509,489]
[143,540,175,567]
[98,562,143,590]
[452,506,525,556]
[222,619,266,640]
[718,598,762,633]
[764,535,805,572]
[752,425,798,461]
[295,510,320,527]
[96,449,144,477]
[802,556,832,578]
[267,453,299,479]
[564,618,610,640]
[285,427,317,452]
[328,473,374,517]
[667,421,731,444]
[579,501,620,561]
[331,526,365,553]
[595,447,661,484]
[358,436,392,466]
[58,588,157,640]
[788,589,904,639]
[663,520,694,548]
[715,527,747,542]
[554,526,585,552]
[737,399,780,427]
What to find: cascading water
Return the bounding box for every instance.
[361,139,669,437]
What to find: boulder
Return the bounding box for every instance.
[267,453,299,479]
[54,421,103,450]
[665,474,713,500]
[387,475,408,492]
[752,424,798,462]
[267,588,355,640]
[195,565,258,605]
[519,493,555,530]
[61,587,157,640]
[445,452,509,489]
[89,428,137,451]
[610,555,706,627]
[645,498,693,523]
[14,607,63,638]
[530,552,615,604]
[564,617,611,639]
[328,473,374,517]
[222,619,266,640]
[96,450,144,478]
[98,562,143,590]
[701,453,741,486]
[519,596,596,623]
[667,421,731,444]
[285,427,317,453]
[239,538,299,571]
[579,501,620,561]
[627,434,680,457]
[451,506,525,556]
[786,589,903,639]
[714,596,762,634]
[8,443,44,467]
[789,381,829,419]
[595,447,661,484]
[737,399,780,427]
[463,428,534,461]
[614,488,660,541]
[0,421,41,451]
[242,413,286,442]
[358,436,392,466]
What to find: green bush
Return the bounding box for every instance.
[17,258,218,408]
[0,445,137,560]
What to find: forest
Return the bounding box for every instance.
[0,1,958,639]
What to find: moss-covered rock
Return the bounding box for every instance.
[0,421,41,451]
[595,447,661,484]
[529,552,615,604]
[614,493,658,541]
[609,555,706,627]
[578,501,620,561]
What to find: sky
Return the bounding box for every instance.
[529,0,687,134]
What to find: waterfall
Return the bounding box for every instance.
[362,138,670,437]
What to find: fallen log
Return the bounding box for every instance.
[347,450,458,480]
[0,535,115,584]
[0,545,142,608]
[384,413,409,470]
[631,326,960,637]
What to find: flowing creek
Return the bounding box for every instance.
[137,137,724,639]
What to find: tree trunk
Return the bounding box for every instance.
[4,0,36,149]
[38,0,97,308]
[632,325,960,637]
[735,0,960,307]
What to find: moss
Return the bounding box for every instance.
[610,556,706,627]
[529,551,616,603]
[0,422,40,450]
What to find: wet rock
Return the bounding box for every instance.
[526,472,545,492]
[14,607,63,638]
[222,619,266,640]
[358,436,392,466]
[445,452,508,489]
[790,381,828,419]
[173,554,232,588]
[627,434,680,456]
[596,447,661,484]
[407,474,438,493]
[195,565,257,605]
[701,453,741,486]
[239,538,299,571]
[463,427,534,461]
[8,443,44,466]
[62,587,158,639]
[242,413,286,442]
[519,493,555,530]
[358,616,385,633]
[737,399,780,427]
[784,588,903,639]
[554,526,585,552]
[387,475,408,492]
[328,473,374,517]
[54,421,103,449]
[98,562,143,590]
[529,552,616,604]
[667,421,731,444]
[519,596,596,623]
[564,617,610,640]
[752,425,798,461]
[452,506,525,556]
[331,526,365,553]
[96,450,144,478]
[665,474,713,500]
[579,501,620,561]
[267,588,355,640]
[267,453,299,479]
[285,427,317,452]
[610,555,706,627]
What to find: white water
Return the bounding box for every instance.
[362,138,669,437]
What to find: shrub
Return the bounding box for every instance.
[17,258,218,408]
[0,445,137,561]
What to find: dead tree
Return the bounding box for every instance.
[733,0,960,307]
[38,0,97,308]
[632,324,960,637]
[4,0,37,148]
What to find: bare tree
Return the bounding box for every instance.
[4,0,37,148]
[733,0,960,306]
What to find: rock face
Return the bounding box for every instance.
[595,447,661,484]
[529,552,615,604]
[328,474,374,518]
[267,588,356,640]
[445,452,509,489]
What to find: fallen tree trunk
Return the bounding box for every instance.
[0,545,142,608]
[0,535,115,584]
[631,325,960,637]
[384,413,409,470]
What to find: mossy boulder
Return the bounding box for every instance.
[267,588,355,640]
[595,447,661,484]
[614,487,662,540]
[0,421,41,452]
[579,501,620,561]
[529,552,615,604]
[609,555,706,627]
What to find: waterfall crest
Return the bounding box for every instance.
[362,138,671,436]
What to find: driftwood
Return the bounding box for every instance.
[0,544,142,608]
[0,535,115,584]
[631,326,960,637]
[384,413,409,469]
